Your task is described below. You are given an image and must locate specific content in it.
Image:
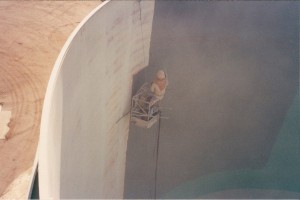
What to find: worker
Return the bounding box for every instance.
[150,70,168,101]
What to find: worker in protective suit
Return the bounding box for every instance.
[133,70,168,121]
[150,70,168,101]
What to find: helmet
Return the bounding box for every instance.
[156,70,166,80]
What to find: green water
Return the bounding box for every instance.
[164,94,300,198]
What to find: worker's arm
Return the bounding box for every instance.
[150,82,156,93]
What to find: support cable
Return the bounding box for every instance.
[154,111,161,199]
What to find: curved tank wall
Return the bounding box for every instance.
[124,1,299,199]
[38,0,154,199]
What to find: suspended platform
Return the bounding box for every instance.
[130,83,160,128]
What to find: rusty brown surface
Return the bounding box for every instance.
[0,1,100,198]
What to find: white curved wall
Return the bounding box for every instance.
[38,0,154,199]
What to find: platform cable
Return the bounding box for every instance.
[154,111,162,199]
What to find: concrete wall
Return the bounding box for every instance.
[38,0,154,199]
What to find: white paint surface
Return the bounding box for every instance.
[38,0,154,199]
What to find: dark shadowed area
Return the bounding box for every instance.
[124,1,299,199]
